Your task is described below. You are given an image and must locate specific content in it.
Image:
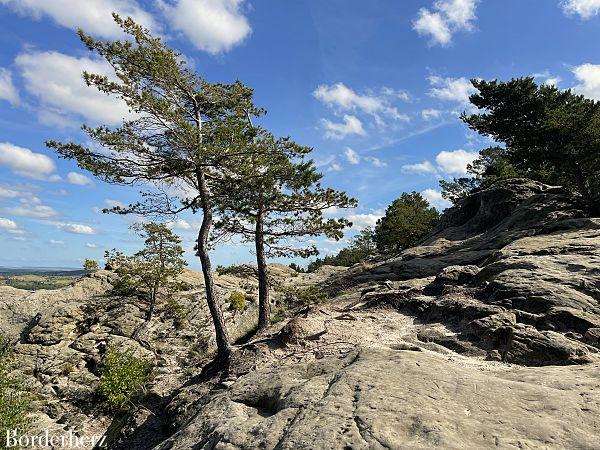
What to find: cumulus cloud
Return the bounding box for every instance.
[561,0,600,19]
[428,75,476,105]
[67,172,95,187]
[533,71,561,87]
[347,212,383,230]
[421,188,452,210]
[572,63,600,100]
[320,115,366,140]
[402,149,478,176]
[167,218,192,230]
[58,223,96,234]
[343,147,360,165]
[161,0,251,54]
[314,83,409,124]
[0,0,156,38]
[0,68,19,105]
[0,142,59,180]
[49,239,64,245]
[103,199,126,209]
[15,50,132,126]
[85,243,98,248]
[402,160,438,175]
[413,0,479,46]
[364,156,387,167]
[6,201,58,219]
[435,149,478,175]
[0,217,25,234]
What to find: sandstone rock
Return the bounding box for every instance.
[157,349,600,449]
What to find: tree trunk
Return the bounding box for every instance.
[255,207,270,330]
[146,283,157,321]
[196,171,231,360]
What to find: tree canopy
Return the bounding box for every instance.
[447,77,600,211]
[214,127,356,328]
[105,222,187,321]
[46,15,261,359]
[374,192,440,253]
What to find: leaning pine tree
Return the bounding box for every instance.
[47,15,262,361]
[215,127,357,329]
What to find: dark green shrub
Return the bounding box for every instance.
[97,344,152,410]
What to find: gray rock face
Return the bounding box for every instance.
[151,179,600,449]
[158,349,600,449]
[2,178,600,449]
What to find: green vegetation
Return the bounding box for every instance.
[97,344,152,411]
[1,275,75,291]
[214,128,356,330]
[273,286,328,323]
[47,15,355,358]
[308,228,376,272]
[0,335,31,448]
[105,223,187,321]
[164,297,186,330]
[441,77,600,213]
[228,291,247,312]
[216,265,257,278]
[374,192,440,253]
[83,259,99,271]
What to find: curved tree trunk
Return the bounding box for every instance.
[255,207,270,330]
[196,171,231,360]
[146,283,158,321]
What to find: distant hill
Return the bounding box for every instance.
[0,267,87,277]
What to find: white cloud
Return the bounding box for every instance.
[67,172,94,187]
[15,50,132,126]
[327,162,342,172]
[413,0,478,46]
[313,83,409,123]
[421,188,452,210]
[49,239,64,245]
[0,0,156,38]
[0,186,20,198]
[0,142,58,180]
[0,68,19,105]
[402,160,438,175]
[347,213,383,230]
[320,115,366,140]
[421,108,443,120]
[572,64,600,99]
[435,149,478,175]
[167,218,192,230]
[58,223,96,234]
[365,156,387,168]
[104,199,126,209]
[428,75,476,105]
[561,0,600,19]
[6,203,58,219]
[403,149,478,177]
[0,217,25,234]
[343,147,360,165]
[161,0,251,54]
[533,71,561,87]
[85,243,98,248]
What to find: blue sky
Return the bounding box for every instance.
[0,0,600,269]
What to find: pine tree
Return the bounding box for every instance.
[214,127,357,329]
[105,223,187,321]
[46,15,261,360]
[374,192,440,253]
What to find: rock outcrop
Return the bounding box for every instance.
[151,179,600,449]
[1,179,599,449]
